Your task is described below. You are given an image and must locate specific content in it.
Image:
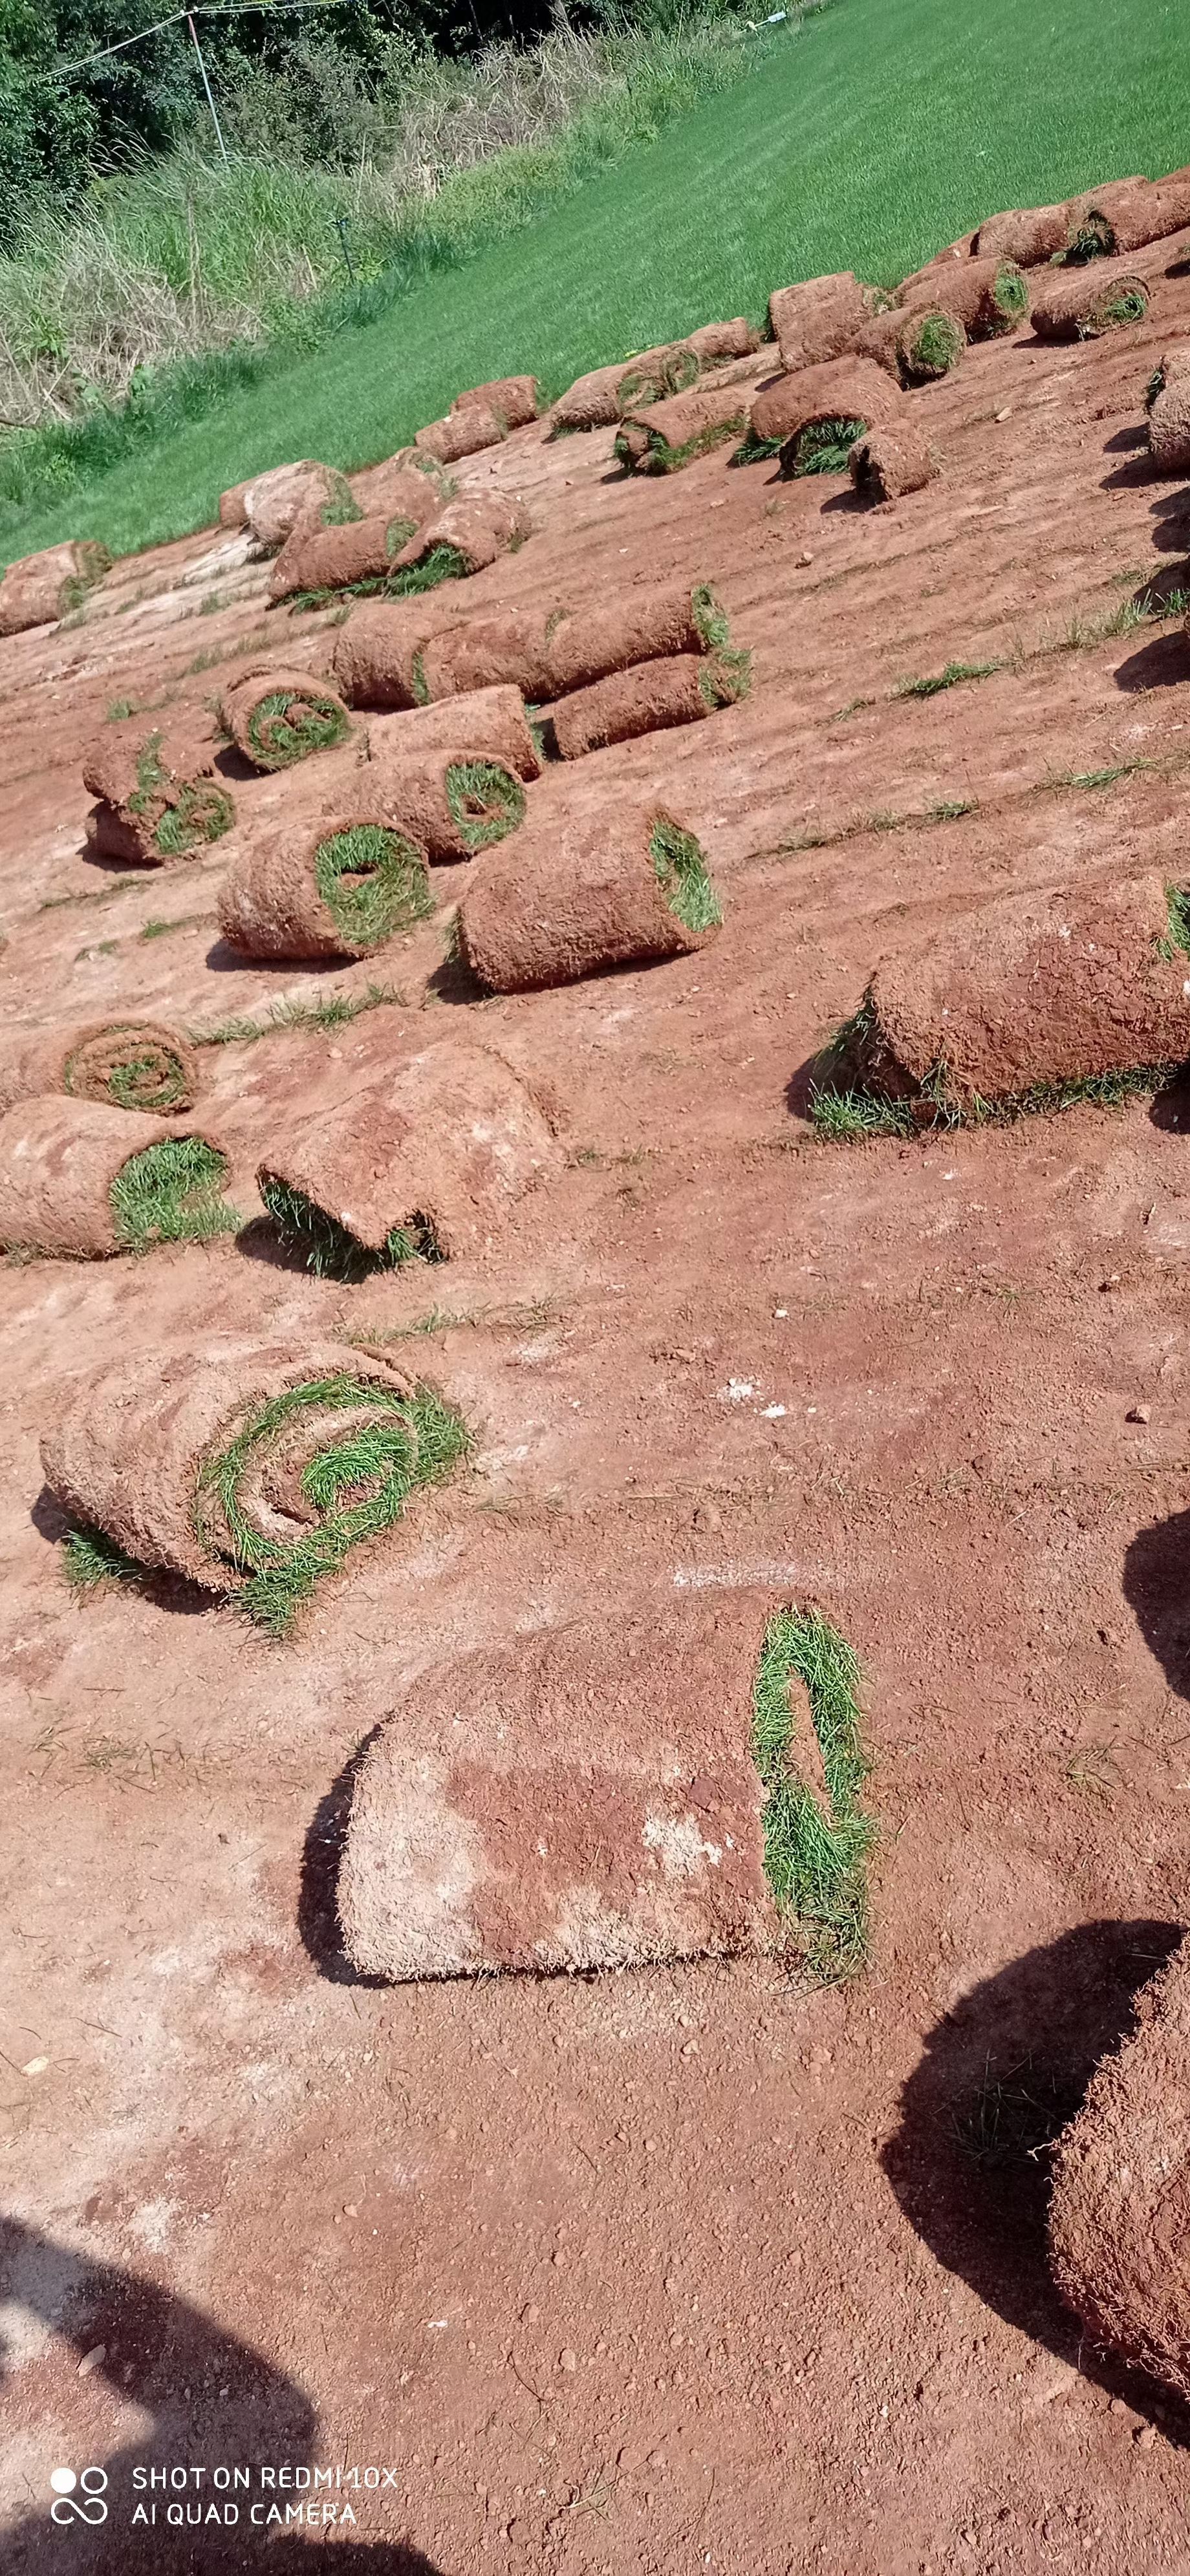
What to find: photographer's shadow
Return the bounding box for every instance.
[1,2215,441,2571]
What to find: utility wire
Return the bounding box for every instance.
[35,1,351,83]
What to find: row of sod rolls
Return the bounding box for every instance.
[44,1340,470,1637]
[0,1039,555,1269]
[810,871,1190,1139]
[269,492,530,612]
[337,1598,873,1980]
[331,579,751,761]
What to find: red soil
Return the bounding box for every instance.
[4,214,1190,2575]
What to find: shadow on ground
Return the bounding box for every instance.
[1,2216,442,2571]
[298,1728,388,1987]
[882,1920,1189,2434]
[1123,1509,1190,1699]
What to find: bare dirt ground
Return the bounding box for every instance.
[4,225,1190,2575]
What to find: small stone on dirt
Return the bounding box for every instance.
[1126,1406,1150,1423]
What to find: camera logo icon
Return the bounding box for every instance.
[50,2467,109,2527]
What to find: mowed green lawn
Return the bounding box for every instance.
[9,0,1190,562]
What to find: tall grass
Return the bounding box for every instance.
[0,14,762,443]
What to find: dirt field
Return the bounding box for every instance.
[4,229,1190,2575]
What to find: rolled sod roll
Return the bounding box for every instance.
[0,541,112,638]
[415,408,505,465]
[388,493,531,589]
[767,272,889,372]
[334,605,555,711]
[244,462,357,553]
[451,374,539,431]
[1150,376,1190,471]
[82,722,233,866]
[269,512,425,606]
[974,202,1072,266]
[1064,176,1190,261]
[347,456,446,525]
[851,870,1190,1111]
[1048,1938,1190,2408]
[85,806,145,866]
[548,361,626,434]
[338,1602,775,1980]
[900,255,1029,338]
[258,1038,559,1272]
[856,305,966,385]
[688,317,761,365]
[218,478,252,530]
[1030,262,1150,341]
[616,342,700,408]
[363,686,541,780]
[849,424,937,503]
[749,356,897,462]
[614,381,750,473]
[357,748,526,863]
[544,580,731,694]
[217,806,435,961]
[40,1339,468,1624]
[545,650,750,760]
[894,233,980,301]
[219,665,352,770]
[0,1019,199,1117]
[1147,345,1190,410]
[457,799,722,993]
[0,1099,235,1259]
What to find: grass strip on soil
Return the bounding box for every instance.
[752,1607,874,1980]
[189,980,403,1049]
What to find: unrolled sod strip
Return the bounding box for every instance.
[258,1038,559,1276]
[1048,1937,1190,2409]
[899,254,1029,338]
[545,650,750,760]
[457,799,722,993]
[218,808,434,961]
[0,1019,199,1116]
[82,723,233,865]
[40,1339,470,1633]
[819,870,1190,1121]
[0,541,113,637]
[362,687,541,778]
[614,382,750,473]
[1030,262,1150,341]
[0,1099,237,1258]
[748,357,899,464]
[338,1602,777,1979]
[219,665,352,770]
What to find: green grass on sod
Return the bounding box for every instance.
[195,1375,470,1634]
[651,819,722,934]
[259,1175,443,1282]
[752,1607,874,1980]
[109,1137,240,1247]
[5,0,1189,561]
